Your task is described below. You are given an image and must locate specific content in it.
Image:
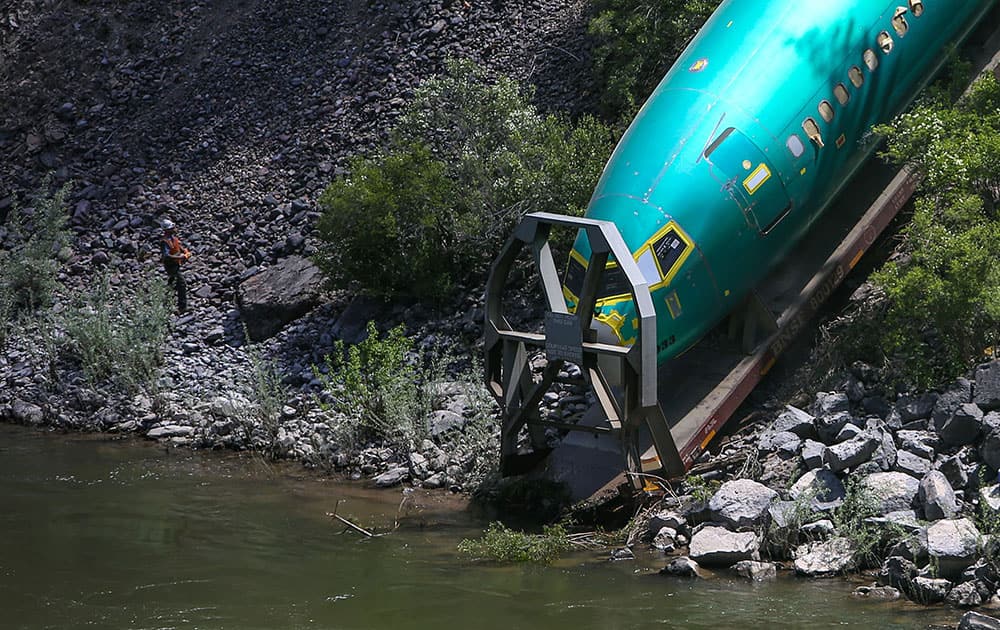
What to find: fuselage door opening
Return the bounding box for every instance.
[704,127,793,235]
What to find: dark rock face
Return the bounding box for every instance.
[708,479,777,530]
[976,361,1000,411]
[793,538,855,576]
[919,470,958,521]
[237,256,324,341]
[688,526,759,567]
[937,403,984,447]
[960,611,1000,630]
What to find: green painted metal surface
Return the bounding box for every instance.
[565,0,996,363]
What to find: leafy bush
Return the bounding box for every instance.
[588,0,718,116]
[831,477,908,568]
[315,59,614,301]
[243,331,289,457]
[315,321,431,449]
[458,522,571,564]
[59,272,172,390]
[0,183,71,337]
[868,72,1000,386]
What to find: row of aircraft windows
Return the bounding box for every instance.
[787,1,925,158]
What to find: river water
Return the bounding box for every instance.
[0,424,965,629]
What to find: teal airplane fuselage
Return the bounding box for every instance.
[564,0,995,361]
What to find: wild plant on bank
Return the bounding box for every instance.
[763,488,819,559]
[458,522,572,564]
[314,321,431,451]
[241,331,289,457]
[313,322,502,487]
[315,59,614,301]
[0,182,72,343]
[832,477,907,568]
[58,271,171,391]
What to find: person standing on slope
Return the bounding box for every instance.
[160,219,191,312]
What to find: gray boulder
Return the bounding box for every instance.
[789,469,846,505]
[926,518,980,579]
[896,430,938,459]
[897,392,939,422]
[976,361,1000,411]
[733,560,777,581]
[981,483,1000,512]
[981,430,1000,470]
[688,526,759,567]
[932,378,973,426]
[773,405,816,438]
[947,580,984,608]
[793,537,855,576]
[373,466,409,488]
[938,455,970,492]
[801,439,825,469]
[652,527,678,552]
[834,423,863,442]
[919,470,958,521]
[853,584,901,599]
[816,411,853,444]
[894,450,932,478]
[814,391,850,416]
[427,410,467,437]
[237,256,324,341]
[659,556,705,578]
[10,398,43,425]
[870,425,898,471]
[709,479,778,530]
[912,576,952,604]
[648,511,687,536]
[960,611,1000,630]
[877,556,918,592]
[758,430,802,454]
[937,403,984,447]
[860,472,919,514]
[824,433,879,472]
[147,424,195,438]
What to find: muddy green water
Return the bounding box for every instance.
[0,424,968,629]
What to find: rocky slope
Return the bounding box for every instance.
[0,0,598,486]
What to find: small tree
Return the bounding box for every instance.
[588,0,718,117]
[0,183,71,312]
[870,72,1000,385]
[59,272,172,390]
[315,59,614,301]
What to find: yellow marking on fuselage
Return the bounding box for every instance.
[743,163,771,194]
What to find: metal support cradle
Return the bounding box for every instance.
[483,212,685,486]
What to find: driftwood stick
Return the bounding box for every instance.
[327,499,376,537]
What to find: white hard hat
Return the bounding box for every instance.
[161,219,176,230]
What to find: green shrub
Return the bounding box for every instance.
[315,59,614,301]
[868,72,1000,386]
[0,183,71,324]
[458,521,572,564]
[315,321,431,448]
[588,0,718,117]
[242,331,289,457]
[59,272,171,390]
[831,477,908,568]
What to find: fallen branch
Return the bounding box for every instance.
[326,499,378,537]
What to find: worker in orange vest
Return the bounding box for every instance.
[160,219,191,312]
